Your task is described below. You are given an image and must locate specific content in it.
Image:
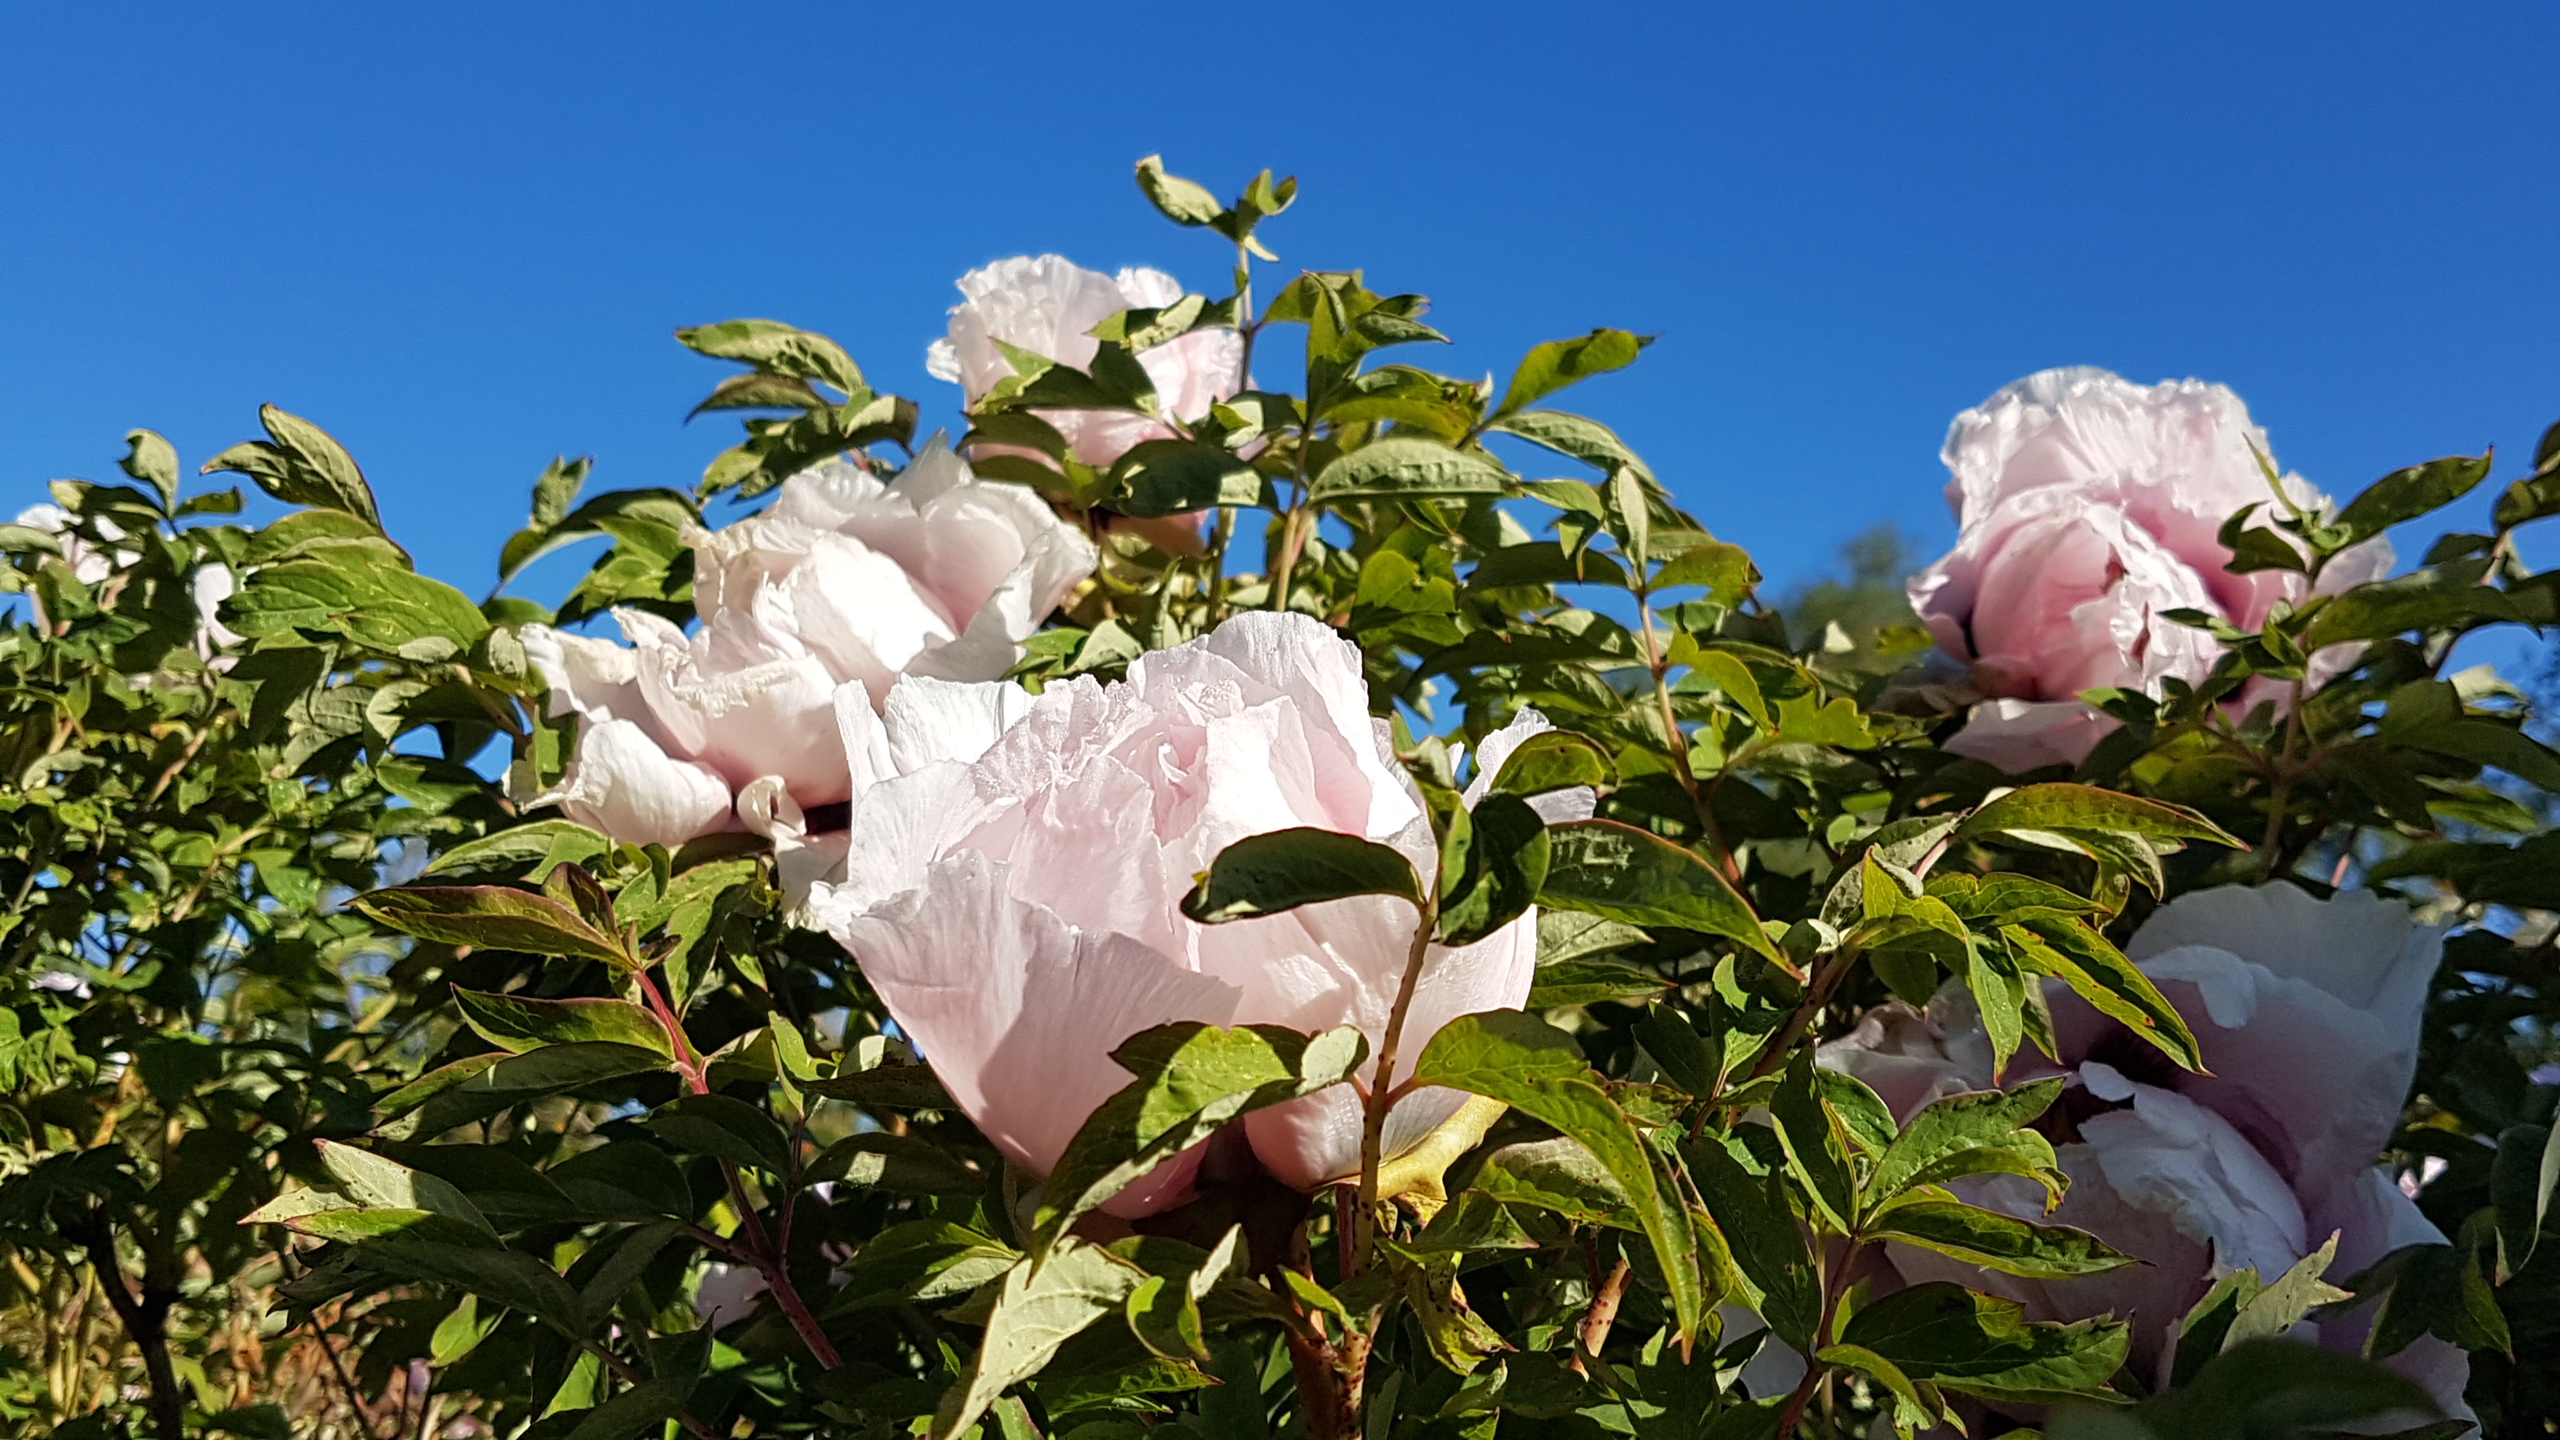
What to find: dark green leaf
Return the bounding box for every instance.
[1180,827,1423,923]
[2330,455,2493,548]
[1866,1197,2132,1278]
[1540,820,1780,964]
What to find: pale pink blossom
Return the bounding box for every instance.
[522,440,1095,849]
[926,254,1245,471]
[1820,883,2468,1417]
[1908,368,2392,772]
[809,612,1587,1216]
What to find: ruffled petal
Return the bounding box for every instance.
[821,852,1241,1213]
[541,718,735,847]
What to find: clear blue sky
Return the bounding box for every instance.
[5,3,2556,617]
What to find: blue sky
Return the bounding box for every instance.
[4,3,2556,626]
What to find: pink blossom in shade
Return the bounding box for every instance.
[1907,368,2394,773]
[519,439,1096,851]
[926,254,1246,470]
[1820,883,2469,1421]
[807,612,1590,1218]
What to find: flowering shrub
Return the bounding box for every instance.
[1,158,2556,1440]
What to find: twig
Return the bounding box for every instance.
[1353,895,1441,1272]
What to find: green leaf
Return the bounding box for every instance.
[1105,439,1265,518]
[1034,1019,1372,1235]
[832,1220,1021,1313]
[1770,1055,1858,1231]
[1308,437,1512,504]
[2006,920,2203,1072]
[1813,1344,1938,1431]
[202,404,385,531]
[1414,1011,1708,1348]
[1687,1136,1819,1349]
[807,1133,984,1195]
[2170,1233,2351,1384]
[2300,564,2525,651]
[1181,827,1424,923]
[1631,1007,1719,1098]
[1652,541,1757,603]
[646,1094,794,1175]
[2491,1122,2559,1282]
[356,885,633,969]
[1496,329,1649,417]
[450,988,672,1060]
[425,822,613,882]
[1954,783,2239,849]
[1526,957,1672,1009]
[120,429,181,511]
[1469,1136,1641,1231]
[2330,454,2493,548]
[1867,1196,2132,1278]
[340,1242,582,1333]
[1437,794,1553,948]
[1487,410,1657,485]
[247,1140,500,1242]
[805,1039,955,1112]
[1134,154,1223,227]
[372,1044,671,1140]
[1867,1081,2065,1208]
[675,318,864,394]
[938,1238,1146,1440]
[1841,1283,2128,1404]
[562,1382,687,1440]
[1540,820,1780,964]
[230,559,490,658]
[1489,729,1616,798]
[2097,1338,2434,1440]
[1033,1022,1367,1245]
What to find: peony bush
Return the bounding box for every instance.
[2,158,2556,1440]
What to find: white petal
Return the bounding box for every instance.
[1944,698,2115,773]
[823,851,1241,1198]
[542,719,735,848]
[880,675,1034,775]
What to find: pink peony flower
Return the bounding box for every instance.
[521,440,1095,849]
[807,612,1587,1217]
[1907,368,2393,772]
[926,255,1245,472]
[1821,883,2469,1417]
